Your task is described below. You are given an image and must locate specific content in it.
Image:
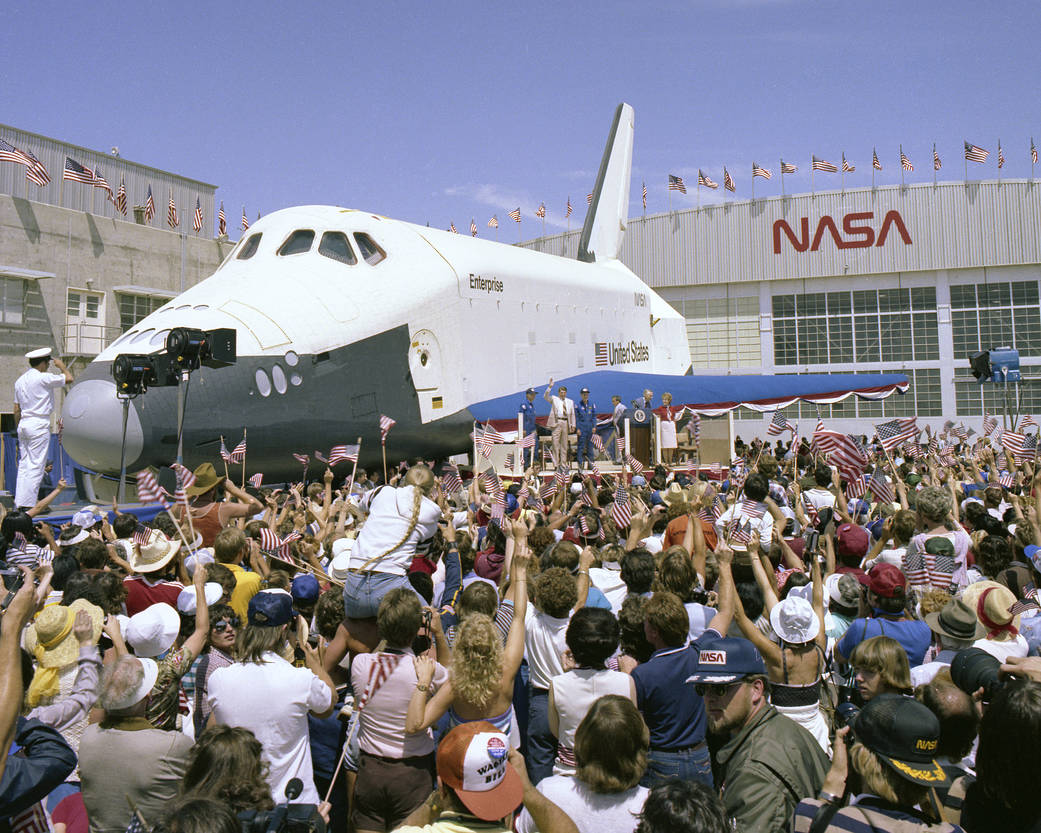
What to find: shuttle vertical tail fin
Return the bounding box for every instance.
[577,102,634,263]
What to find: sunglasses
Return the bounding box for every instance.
[213,619,239,633]
[694,682,743,697]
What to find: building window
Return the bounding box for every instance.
[773,285,937,366]
[0,278,25,326]
[950,279,1041,359]
[683,296,760,369]
[118,294,165,331]
[957,368,1041,417]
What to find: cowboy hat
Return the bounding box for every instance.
[129,529,181,574]
[185,462,223,497]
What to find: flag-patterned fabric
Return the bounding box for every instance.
[248,473,263,488]
[328,444,360,465]
[723,167,735,192]
[900,149,914,171]
[470,219,477,236]
[1002,431,1025,458]
[668,174,686,194]
[566,197,573,218]
[965,142,989,163]
[132,524,152,546]
[873,148,882,170]
[698,170,718,189]
[475,424,505,458]
[780,160,798,174]
[0,139,32,168]
[115,176,128,215]
[379,414,396,444]
[167,192,178,228]
[449,222,457,233]
[998,142,1006,169]
[1033,139,1038,165]
[590,433,605,453]
[752,162,772,179]
[227,436,246,463]
[519,431,537,449]
[1021,415,1038,430]
[218,202,227,235]
[242,207,250,230]
[812,156,837,172]
[842,154,855,172]
[535,203,546,218]
[22,149,49,186]
[767,411,794,436]
[983,414,997,436]
[846,474,867,501]
[145,186,155,223]
[508,208,521,223]
[933,144,942,171]
[63,156,94,183]
[293,452,309,466]
[875,418,918,452]
[868,470,894,504]
[92,168,113,200]
[488,215,498,228]
[642,182,647,210]
[611,484,631,529]
[442,463,463,495]
[357,653,405,710]
[314,450,330,465]
[193,197,203,233]
[586,193,593,204]
[136,470,168,507]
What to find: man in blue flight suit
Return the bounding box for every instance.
[519,387,539,467]
[575,387,598,470]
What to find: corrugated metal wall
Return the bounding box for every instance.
[0,123,217,236]
[523,179,1041,286]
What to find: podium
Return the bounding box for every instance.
[627,407,653,467]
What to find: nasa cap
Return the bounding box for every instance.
[25,347,52,361]
[851,693,949,787]
[686,637,766,684]
[436,722,522,821]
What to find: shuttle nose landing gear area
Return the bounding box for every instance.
[409,329,445,418]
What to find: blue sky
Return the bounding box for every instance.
[3,0,1041,237]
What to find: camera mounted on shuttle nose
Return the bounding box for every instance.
[166,327,237,371]
[112,353,178,397]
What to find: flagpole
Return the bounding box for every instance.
[220,435,229,481]
[1033,138,1036,181]
[811,156,814,196]
[381,440,388,485]
[751,168,755,202]
[871,149,875,190]
[241,428,246,489]
[841,156,844,194]
[347,436,362,492]
[780,160,785,198]
[998,139,1002,184]
[900,146,905,188]
[933,143,937,187]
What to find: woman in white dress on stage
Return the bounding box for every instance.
[659,392,678,465]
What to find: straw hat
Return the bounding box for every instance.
[186,462,223,497]
[128,529,181,574]
[23,599,104,668]
[962,580,1020,640]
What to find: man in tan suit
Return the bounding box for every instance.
[543,379,575,468]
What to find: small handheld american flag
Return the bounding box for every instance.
[248,473,263,488]
[229,435,247,463]
[379,414,396,444]
[328,444,360,465]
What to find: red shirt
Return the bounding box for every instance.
[123,575,184,616]
[662,515,719,552]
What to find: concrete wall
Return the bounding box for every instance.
[0,194,235,417]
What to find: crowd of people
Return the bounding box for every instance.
[5,416,1041,833]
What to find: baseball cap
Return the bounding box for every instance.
[580,387,589,393]
[525,387,536,395]
[867,562,906,600]
[851,694,949,787]
[1026,544,1041,574]
[685,637,766,684]
[631,474,647,487]
[247,589,295,627]
[291,573,321,603]
[436,722,522,821]
[836,523,870,560]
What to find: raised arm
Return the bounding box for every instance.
[501,551,531,691]
[706,542,735,635]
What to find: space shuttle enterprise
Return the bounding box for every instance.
[61,104,908,480]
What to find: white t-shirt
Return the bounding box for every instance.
[973,634,1028,662]
[348,485,441,575]
[804,488,837,512]
[589,564,627,613]
[525,603,570,690]
[208,652,333,804]
[515,775,647,833]
[14,368,66,419]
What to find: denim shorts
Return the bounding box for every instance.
[342,571,424,619]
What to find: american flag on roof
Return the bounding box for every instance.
[933,144,942,171]
[242,207,250,230]
[842,154,855,172]
[508,207,521,223]
[965,142,989,163]
[379,414,396,444]
[752,162,772,179]
[470,219,477,236]
[63,156,94,183]
[23,149,50,186]
[193,197,203,233]
[875,418,918,452]
[115,176,128,215]
[900,148,913,171]
[668,174,686,194]
[586,192,593,204]
[780,160,797,174]
[998,141,1006,169]
[218,202,227,235]
[488,215,498,228]
[229,435,247,463]
[328,444,359,465]
[535,203,545,218]
[93,168,114,200]
[1033,138,1039,165]
[0,139,32,167]
[642,181,647,210]
[449,222,457,233]
[723,167,735,192]
[144,186,155,223]
[698,170,718,189]
[812,156,837,172]
[167,192,178,228]
[767,411,794,436]
[873,148,882,170]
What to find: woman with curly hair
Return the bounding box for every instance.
[180,725,274,814]
[407,551,530,745]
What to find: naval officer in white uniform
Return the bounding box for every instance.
[14,347,72,509]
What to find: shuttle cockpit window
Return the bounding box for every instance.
[353,233,386,265]
[236,233,263,260]
[318,231,358,265]
[277,230,316,256]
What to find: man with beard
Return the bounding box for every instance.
[688,637,828,833]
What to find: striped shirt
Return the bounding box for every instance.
[5,543,46,569]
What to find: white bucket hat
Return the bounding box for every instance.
[184,548,215,577]
[106,657,159,711]
[769,595,820,645]
[126,603,180,657]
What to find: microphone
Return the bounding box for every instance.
[265,778,304,833]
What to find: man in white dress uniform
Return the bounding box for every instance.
[14,347,72,508]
